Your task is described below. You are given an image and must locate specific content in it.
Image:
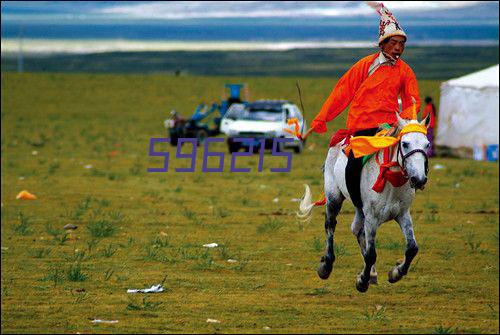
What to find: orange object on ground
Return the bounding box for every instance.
[16,190,37,200]
[311,52,421,134]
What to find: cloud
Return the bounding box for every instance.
[95,1,491,20]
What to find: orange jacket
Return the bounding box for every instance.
[422,103,436,129]
[311,52,421,133]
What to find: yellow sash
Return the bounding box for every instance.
[350,123,427,158]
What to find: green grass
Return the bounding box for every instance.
[67,263,88,282]
[86,217,117,238]
[1,72,498,333]
[13,212,32,236]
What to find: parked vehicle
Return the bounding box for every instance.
[220,100,307,153]
[165,84,248,146]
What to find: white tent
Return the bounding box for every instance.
[436,64,499,149]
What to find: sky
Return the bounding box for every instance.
[1,1,499,22]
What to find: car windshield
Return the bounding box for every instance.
[225,103,246,120]
[227,108,283,122]
[239,109,283,122]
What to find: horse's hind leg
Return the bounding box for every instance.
[356,216,378,292]
[351,208,378,284]
[317,193,344,280]
[389,210,419,283]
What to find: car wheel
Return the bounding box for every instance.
[228,142,241,153]
[275,139,285,153]
[196,129,208,146]
[294,141,304,154]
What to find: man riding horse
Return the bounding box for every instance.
[298,2,430,293]
[302,1,421,210]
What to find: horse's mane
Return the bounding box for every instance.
[380,119,420,138]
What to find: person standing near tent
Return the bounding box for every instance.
[422,96,436,157]
[300,1,421,210]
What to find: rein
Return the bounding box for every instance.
[396,141,429,177]
[371,124,429,193]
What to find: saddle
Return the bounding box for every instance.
[310,125,406,209]
[329,124,399,209]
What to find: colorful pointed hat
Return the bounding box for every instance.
[365,1,407,44]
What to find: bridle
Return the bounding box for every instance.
[396,138,429,178]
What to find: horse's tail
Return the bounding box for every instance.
[297,184,326,221]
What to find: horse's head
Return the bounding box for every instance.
[395,112,431,190]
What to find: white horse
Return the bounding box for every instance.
[299,113,430,292]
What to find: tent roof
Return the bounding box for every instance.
[443,64,499,89]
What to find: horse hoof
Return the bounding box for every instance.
[388,267,403,283]
[356,274,369,293]
[317,262,333,280]
[369,275,378,285]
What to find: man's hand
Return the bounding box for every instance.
[300,127,315,141]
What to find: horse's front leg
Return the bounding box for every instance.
[356,217,378,293]
[317,195,343,279]
[389,210,419,283]
[352,208,378,284]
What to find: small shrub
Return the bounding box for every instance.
[101,244,116,258]
[126,297,163,311]
[71,196,92,220]
[86,239,100,253]
[334,243,350,257]
[47,161,60,175]
[465,231,482,253]
[65,249,87,262]
[143,245,168,262]
[46,223,62,237]
[312,237,323,252]
[434,325,454,334]
[214,207,230,218]
[90,169,106,177]
[86,218,116,238]
[441,247,455,260]
[104,268,114,281]
[217,244,231,260]
[380,240,404,251]
[182,208,195,220]
[423,200,439,210]
[462,166,476,177]
[44,223,69,244]
[67,263,88,282]
[192,252,215,270]
[129,161,143,176]
[109,210,125,222]
[73,291,90,304]
[14,212,32,236]
[362,305,386,321]
[150,236,170,248]
[56,233,69,245]
[28,248,52,258]
[257,217,283,233]
[96,198,111,208]
[425,212,440,223]
[41,265,64,286]
[306,285,332,296]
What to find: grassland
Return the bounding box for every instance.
[1,73,498,333]
[1,46,499,79]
